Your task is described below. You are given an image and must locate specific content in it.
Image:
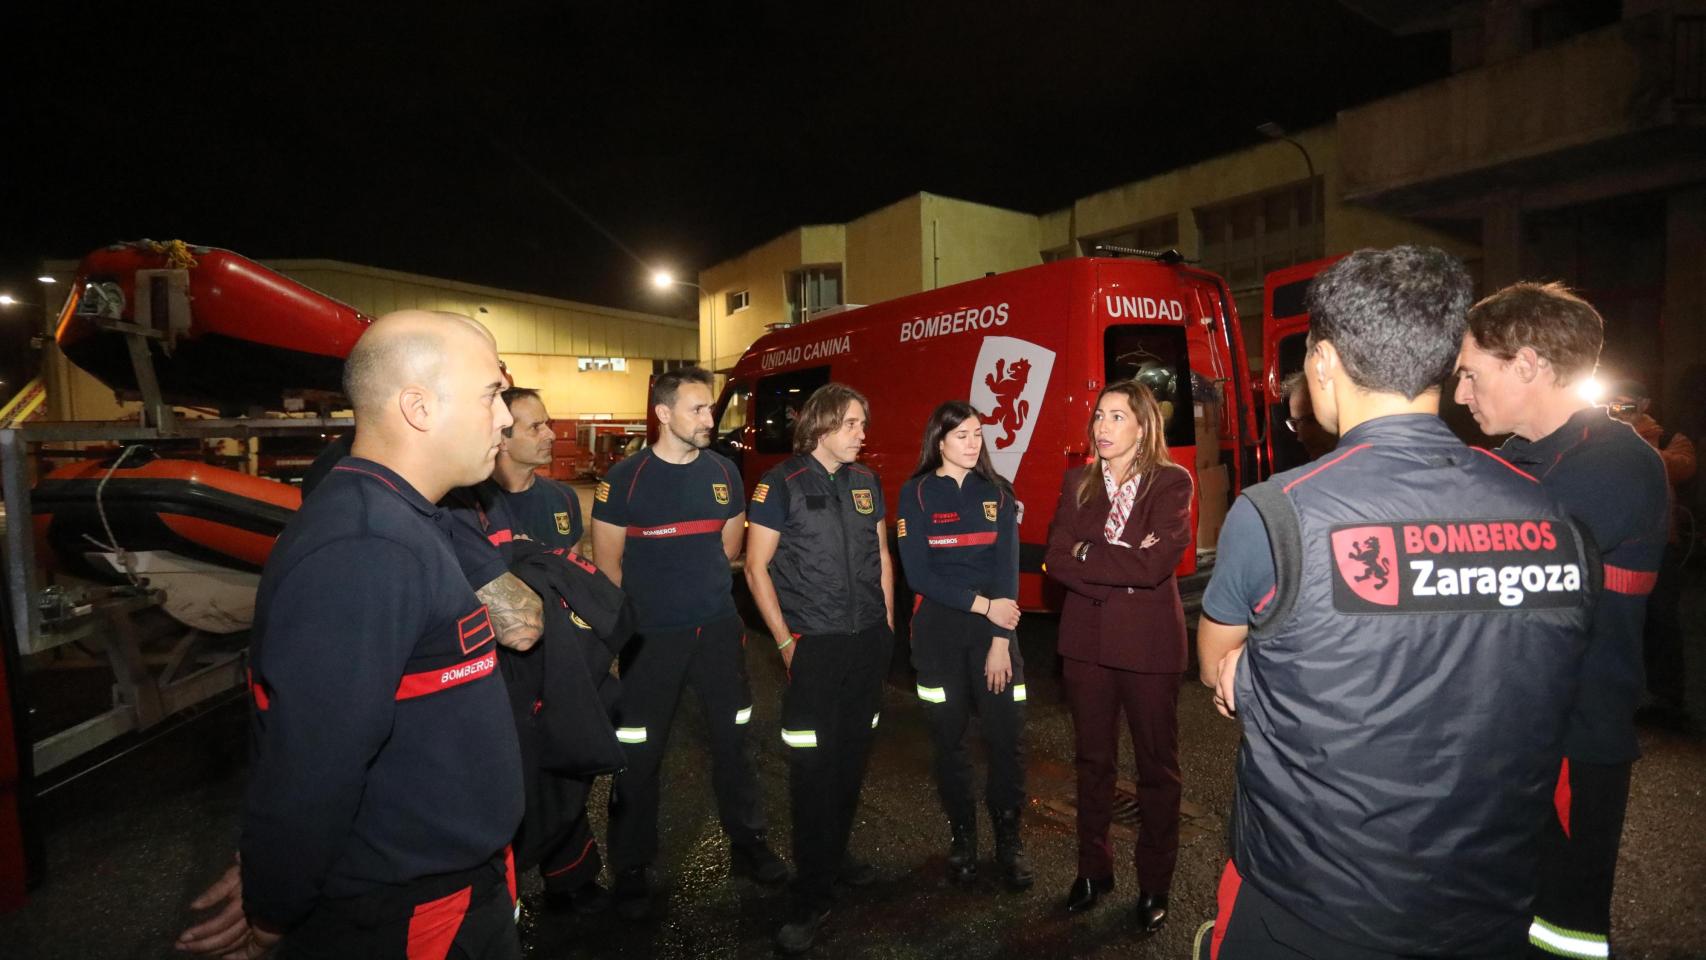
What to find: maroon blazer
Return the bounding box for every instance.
[1044,463,1193,673]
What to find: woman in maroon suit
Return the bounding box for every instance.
[1045,380,1193,932]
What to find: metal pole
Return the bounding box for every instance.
[1,430,39,657]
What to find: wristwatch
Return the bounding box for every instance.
[1074,541,1090,562]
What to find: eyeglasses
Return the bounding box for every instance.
[1284,415,1315,434]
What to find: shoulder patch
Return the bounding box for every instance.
[897,517,908,538]
[712,482,730,505]
[595,481,611,503]
[983,500,998,522]
[752,482,770,504]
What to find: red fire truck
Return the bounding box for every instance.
[712,254,1264,610]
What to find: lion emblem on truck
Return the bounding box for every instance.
[976,357,1032,449]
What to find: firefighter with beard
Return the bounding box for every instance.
[591,367,786,921]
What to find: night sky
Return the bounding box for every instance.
[2,1,1447,399]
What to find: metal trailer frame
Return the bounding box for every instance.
[2,323,349,777]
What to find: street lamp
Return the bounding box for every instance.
[1256,121,1316,180]
[649,269,716,370]
[37,276,55,284]
[0,295,17,307]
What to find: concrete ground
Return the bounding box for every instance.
[4,480,1704,958]
[3,611,1704,960]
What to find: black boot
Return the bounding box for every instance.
[1063,875,1114,913]
[1134,891,1169,933]
[946,821,977,883]
[991,809,1034,891]
[730,837,790,886]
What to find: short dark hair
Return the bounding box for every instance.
[794,383,869,455]
[1466,282,1603,386]
[650,366,715,409]
[500,387,542,438]
[501,386,541,410]
[1306,245,1471,400]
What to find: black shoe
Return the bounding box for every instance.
[543,881,610,915]
[837,856,879,888]
[1063,875,1114,913]
[991,809,1033,891]
[947,821,978,884]
[775,903,831,955]
[1135,891,1169,933]
[613,866,653,921]
[731,839,790,886]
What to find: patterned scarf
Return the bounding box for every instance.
[1101,460,1141,546]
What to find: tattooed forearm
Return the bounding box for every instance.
[477,572,544,651]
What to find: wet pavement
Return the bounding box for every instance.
[4,481,1705,959]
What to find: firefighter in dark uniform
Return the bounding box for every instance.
[490,388,583,551]
[441,386,604,914]
[591,367,786,921]
[745,382,894,956]
[1196,248,1596,959]
[895,401,1031,890]
[177,311,527,959]
[1455,282,1668,960]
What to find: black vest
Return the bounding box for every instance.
[1234,415,1595,956]
[762,455,887,636]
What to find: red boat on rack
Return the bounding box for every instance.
[32,450,300,633]
[54,240,374,410]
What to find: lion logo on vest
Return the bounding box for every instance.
[852,489,874,515]
[975,358,1032,450]
[1331,526,1398,606]
[712,483,730,505]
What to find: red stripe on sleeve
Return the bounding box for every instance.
[1603,564,1658,596]
[395,650,498,700]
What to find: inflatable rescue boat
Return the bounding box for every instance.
[54,240,373,409]
[32,450,300,633]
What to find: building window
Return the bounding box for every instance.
[578,357,627,372]
[651,358,692,374]
[1080,216,1179,257]
[784,266,842,326]
[726,289,750,313]
[1195,179,1325,351]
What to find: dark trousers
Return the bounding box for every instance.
[1197,861,1526,960]
[608,614,765,871]
[516,767,600,894]
[911,600,1026,826]
[1643,542,1687,709]
[1526,758,1631,959]
[1061,655,1180,891]
[782,623,894,909]
[279,850,519,960]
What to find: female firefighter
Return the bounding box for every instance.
[895,401,1030,890]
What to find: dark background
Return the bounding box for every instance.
[0,1,1449,400]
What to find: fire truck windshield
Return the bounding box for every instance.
[1104,324,1195,449]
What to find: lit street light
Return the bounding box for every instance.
[648,269,717,370]
[0,295,17,307]
[37,276,56,284]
